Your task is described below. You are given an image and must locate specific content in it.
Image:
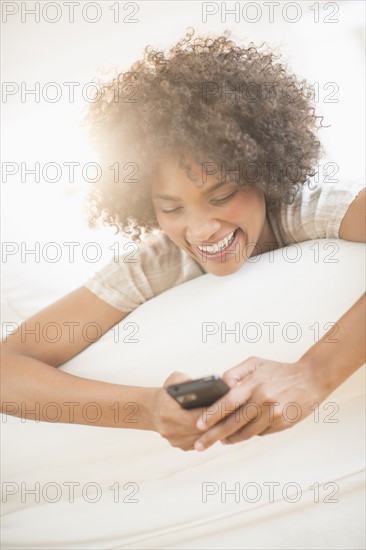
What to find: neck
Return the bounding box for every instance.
[257,216,279,256]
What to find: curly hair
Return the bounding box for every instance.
[84,29,323,242]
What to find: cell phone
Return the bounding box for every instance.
[166,375,230,409]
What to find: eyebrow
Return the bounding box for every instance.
[152,180,232,201]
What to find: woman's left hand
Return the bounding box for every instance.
[194,355,332,451]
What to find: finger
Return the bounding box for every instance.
[163,371,192,388]
[196,382,254,431]
[194,400,260,451]
[224,417,270,444]
[222,356,264,388]
[258,424,285,436]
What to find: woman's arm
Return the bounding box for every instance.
[1,286,204,448]
[299,292,365,392]
[338,188,365,243]
[193,188,366,450]
[192,292,365,451]
[1,351,158,430]
[0,287,156,429]
[307,186,366,388]
[1,287,125,367]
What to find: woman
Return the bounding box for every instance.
[2,31,365,452]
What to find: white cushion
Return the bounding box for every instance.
[2,239,365,549]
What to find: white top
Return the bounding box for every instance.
[83,180,365,313]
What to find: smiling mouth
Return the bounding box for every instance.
[196,229,237,255]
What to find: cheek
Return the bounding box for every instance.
[228,192,263,222]
[226,201,247,221]
[155,213,180,237]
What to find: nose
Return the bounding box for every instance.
[186,218,221,244]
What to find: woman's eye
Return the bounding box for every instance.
[160,191,238,213]
[161,207,183,214]
[213,191,237,205]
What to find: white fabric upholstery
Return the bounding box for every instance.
[1,239,365,549]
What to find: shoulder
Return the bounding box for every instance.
[268,180,366,247]
[137,231,187,271]
[83,231,205,313]
[137,230,206,287]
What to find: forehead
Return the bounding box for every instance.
[152,155,231,196]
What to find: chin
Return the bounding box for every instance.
[203,260,245,277]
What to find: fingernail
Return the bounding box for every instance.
[196,420,206,430]
[221,439,229,445]
[194,441,206,452]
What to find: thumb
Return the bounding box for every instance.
[222,356,262,388]
[163,371,192,389]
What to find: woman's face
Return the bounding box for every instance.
[151,156,276,276]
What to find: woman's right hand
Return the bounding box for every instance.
[151,372,205,451]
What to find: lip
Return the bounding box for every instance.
[193,228,242,261]
[189,230,236,248]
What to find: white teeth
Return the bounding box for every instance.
[197,230,236,254]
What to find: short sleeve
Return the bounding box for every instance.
[268,180,366,248]
[83,231,205,313]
